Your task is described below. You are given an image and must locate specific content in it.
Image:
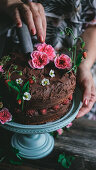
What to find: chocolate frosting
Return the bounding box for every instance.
[0,52,76,124]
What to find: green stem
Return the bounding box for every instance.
[10,70,20,76]
[66,66,75,73]
[74,37,83,43]
[74,45,77,67]
[8,64,14,72]
[65,27,75,40]
[71,50,74,61]
[22,99,24,112]
[7,70,20,80]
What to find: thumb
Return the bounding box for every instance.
[82,80,91,106]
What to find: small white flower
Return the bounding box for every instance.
[41,78,50,86]
[16,78,23,84]
[49,69,55,78]
[23,92,31,101]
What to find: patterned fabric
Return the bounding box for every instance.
[33,0,96,50]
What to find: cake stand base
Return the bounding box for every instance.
[11,133,54,159]
[3,87,82,160]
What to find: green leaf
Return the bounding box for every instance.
[61,158,67,167]
[8,81,21,93]
[22,81,29,93]
[18,71,22,76]
[0,144,22,165]
[58,154,65,162]
[16,154,22,160]
[9,159,22,165]
[11,147,19,154]
[76,53,82,67]
[50,131,58,138]
[13,65,18,70]
[58,153,75,169]
[32,75,36,82]
[68,48,71,52]
[60,31,64,35]
[1,55,11,65]
[81,41,85,48]
[0,156,6,163]
[17,93,22,100]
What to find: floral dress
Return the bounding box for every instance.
[33,0,96,120]
[33,0,96,48]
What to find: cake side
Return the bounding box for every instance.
[0,52,76,124]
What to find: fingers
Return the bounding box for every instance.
[82,79,91,105]
[5,2,23,28]
[31,7,44,42]
[76,85,96,118]
[6,1,46,43]
[19,4,36,35]
[38,4,47,41]
[14,8,22,27]
[28,2,46,42]
[76,96,95,118]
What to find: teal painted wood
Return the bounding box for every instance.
[11,133,54,159]
[2,87,82,159]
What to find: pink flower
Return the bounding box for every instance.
[54,54,72,69]
[0,65,4,72]
[0,108,12,124]
[29,51,49,69]
[57,128,63,135]
[35,43,56,61]
[66,122,72,128]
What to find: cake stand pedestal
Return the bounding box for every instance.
[2,87,82,159]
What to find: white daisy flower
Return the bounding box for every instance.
[49,69,55,78]
[41,78,50,86]
[23,92,31,101]
[16,78,23,84]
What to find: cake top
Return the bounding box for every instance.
[0,27,87,124]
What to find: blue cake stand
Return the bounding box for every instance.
[2,87,82,159]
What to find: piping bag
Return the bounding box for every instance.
[16,22,33,54]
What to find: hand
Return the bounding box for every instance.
[76,65,96,118]
[1,0,46,42]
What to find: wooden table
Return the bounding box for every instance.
[0,118,96,170]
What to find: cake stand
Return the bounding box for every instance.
[2,87,82,159]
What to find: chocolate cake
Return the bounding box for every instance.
[0,47,76,125]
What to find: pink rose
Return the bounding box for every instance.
[54,54,72,69]
[66,122,72,128]
[29,51,48,69]
[28,59,35,69]
[57,128,63,135]
[35,43,56,61]
[0,108,12,124]
[0,65,4,72]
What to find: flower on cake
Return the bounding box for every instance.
[54,54,72,69]
[16,78,23,84]
[29,51,49,69]
[57,128,63,135]
[66,122,72,128]
[23,92,31,101]
[0,65,4,72]
[41,78,50,86]
[35,43,56,61]
[49,69,55,78]
[0,108,12,124]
